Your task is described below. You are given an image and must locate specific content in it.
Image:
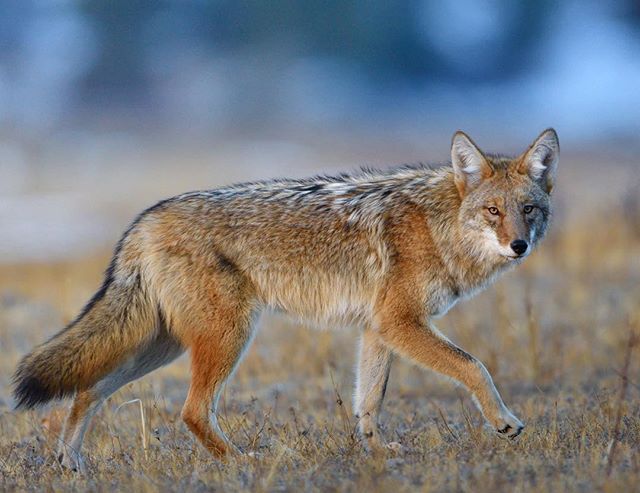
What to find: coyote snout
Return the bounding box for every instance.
[13,128,559,469]
[510,239,529,256]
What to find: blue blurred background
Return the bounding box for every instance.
[0,0,639,261]
[3,0,640,139]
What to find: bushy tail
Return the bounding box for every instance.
[12,271,156,409]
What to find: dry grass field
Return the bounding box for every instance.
[0,144,639,492]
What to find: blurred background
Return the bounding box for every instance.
[0,0,639,260]
[1,3,640,488]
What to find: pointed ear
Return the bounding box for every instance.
[518,128,560,193]
[451,131,493,197]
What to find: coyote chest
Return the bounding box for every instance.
[428,291,460,318]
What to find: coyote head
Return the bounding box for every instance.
[450,128,559,264]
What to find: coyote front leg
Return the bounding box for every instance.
[376,308,524,438]
[354,329,393,452]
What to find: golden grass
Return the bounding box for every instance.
[1,184,639,492]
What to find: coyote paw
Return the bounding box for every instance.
[494,410,524,439]
[58,451,85,473]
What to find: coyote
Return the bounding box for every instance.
[13,129,559,470]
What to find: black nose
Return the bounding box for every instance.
[510,239,528,255]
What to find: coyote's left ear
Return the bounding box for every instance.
[518,128,560,193]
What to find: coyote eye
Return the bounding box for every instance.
[487,207,500,215]
[523,205,534,214]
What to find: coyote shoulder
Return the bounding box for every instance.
[13,129,559,470]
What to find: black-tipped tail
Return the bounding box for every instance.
[12,270,153,410]
[12,374,57,410]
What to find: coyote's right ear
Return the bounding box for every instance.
[451,131,493,198]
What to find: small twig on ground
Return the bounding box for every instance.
[114,398,148,461]
[525,285,541,382]
[262,441,289,491]
[605,325,638,476]
[434,404,458,442]
[611,368,640,393]
[328,368,353,438]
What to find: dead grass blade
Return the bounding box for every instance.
[605,324,638,476]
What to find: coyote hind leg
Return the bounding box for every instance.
[57,390,102,472]
[58,329,184,471]
[179,297,257,459]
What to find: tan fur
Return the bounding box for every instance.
[13,129,559,468]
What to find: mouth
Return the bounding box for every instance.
[503,254,526,260]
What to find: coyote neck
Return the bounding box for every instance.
[419,177,508,298]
